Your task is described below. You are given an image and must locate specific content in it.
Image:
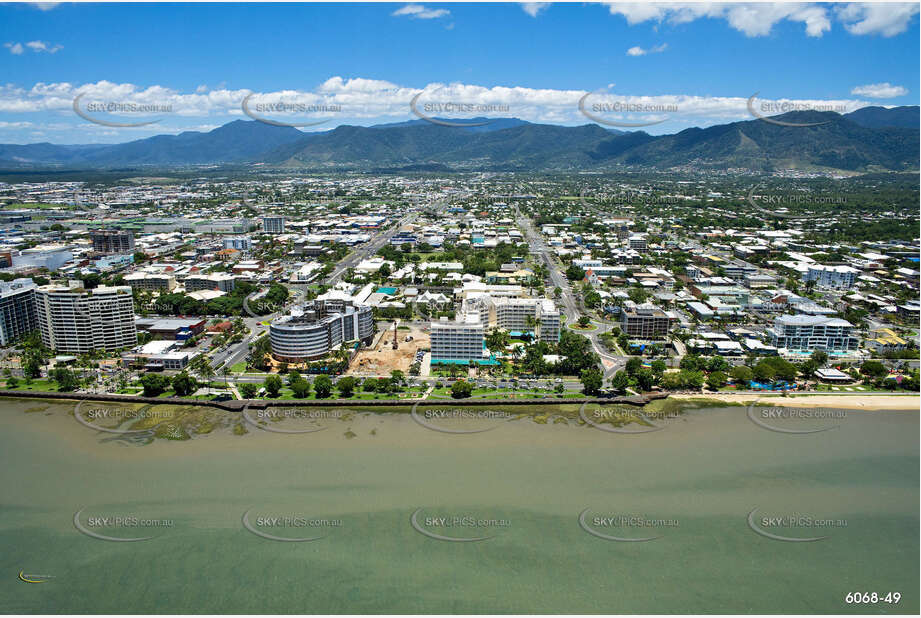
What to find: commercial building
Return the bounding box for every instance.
[269,299,373,362]
[769,314,859,353]
[0,278,38,346]
[90,230,135,254]
[12,245,74,271]
[35,283,137,353]
[803,265,859,289]
[430,314,486,363]
[262,216,285,234]
[621,302,674,339]
[122,340,196,371]
[134,317,207,340]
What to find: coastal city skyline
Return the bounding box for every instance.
[0,2,918,616]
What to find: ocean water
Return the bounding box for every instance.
[0,398,917,614]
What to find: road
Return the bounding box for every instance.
[517,206,627,380]
[324,209,427,286]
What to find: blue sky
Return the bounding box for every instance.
[0,1,918,143]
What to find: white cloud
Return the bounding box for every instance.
[521,3,550,18]
[25,40,63,53]
[0,77,898,144]
[0,120,34,129]
[851,82,909,98]
[603,2,832,37]
[392,4,450,19]
[0,78,883,125]
[627,43,668,56]
[29,2,60,10]
[5,40,63,54]
[836,2,920,37]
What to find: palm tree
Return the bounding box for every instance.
[194,356,215,395]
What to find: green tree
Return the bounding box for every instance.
[485,329,510,353]
[50,367,79,392]
[290,378,311,399]
[730,365,753,384]
[171,372,198,397]
[451,380,473,398]
[679,354,702,372]
[140,373,170,397]
[264,374,283,398]
[625,357,643,377]
[336,376,357,398]
[860,360,888,379]
[799,359,818,379]
[811,350,828,367]
[635,368,656,391]
[580,367,603,395]
[679,370,705,390]
[193,356,215,394]
[565,264,585,281]
[610,370,629,394]
[752,361,776,384]
[313,375,333,398]
[238,382,259,398]
[707,371,728,390]
[23,351,43,379]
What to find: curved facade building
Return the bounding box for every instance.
[270,299,373,362]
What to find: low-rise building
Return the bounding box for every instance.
[184,273,236,293]
[123,271,177,292]
[803,264,859,289]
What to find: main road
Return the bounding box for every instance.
[516,206,627,380]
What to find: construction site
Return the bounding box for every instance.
[348,320,430,377]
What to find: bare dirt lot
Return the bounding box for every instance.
[348,322,430,376]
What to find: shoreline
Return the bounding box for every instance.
[0,388,916,412]
[671,392,920,410]
[0,389,667,410]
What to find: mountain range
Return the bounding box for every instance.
[0,106,917,173]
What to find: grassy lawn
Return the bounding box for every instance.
[252,387,423,401]
[428,386,578,399]
[3,379,67,392]
[230,362,247,373]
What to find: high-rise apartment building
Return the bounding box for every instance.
[430,314,486,363]
[262,216,285,234]
[0,278,38,346]
[90,230,135,254]
[35,283,137,353]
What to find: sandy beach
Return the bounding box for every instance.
[672,392,920,410]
